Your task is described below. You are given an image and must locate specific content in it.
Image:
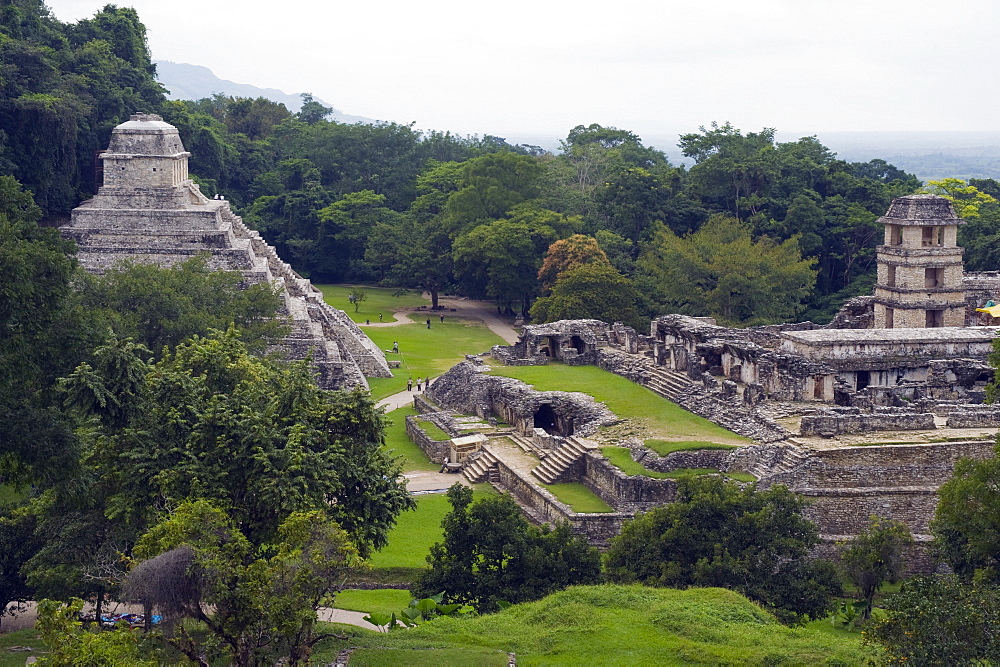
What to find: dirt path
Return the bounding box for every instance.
[357,294,520,344]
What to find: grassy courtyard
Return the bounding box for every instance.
[486,364,749,446]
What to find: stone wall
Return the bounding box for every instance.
[799,408,937,436]
[633,447,733,474]
[580,453,677,512]
[404,416,451,463]
[946,405,1000,428]
[490,451,629,549]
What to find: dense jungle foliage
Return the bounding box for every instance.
[11,0,984,329]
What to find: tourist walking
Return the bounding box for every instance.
[417,378,423,391]
[407,378,413,391]
[392,341,399,353]
[426,317,431,329]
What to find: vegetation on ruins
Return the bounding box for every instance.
[604,476,841,623]
[414,484,601,612]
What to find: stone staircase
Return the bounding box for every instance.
[643,367,694,401]
[462,447,501,484]
[532,436,599,484]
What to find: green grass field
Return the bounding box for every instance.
[414,418,451,442]
[311,585,866,665]
[334,589,413,616]
[487,364,748,445]
[383,406,438,472]
[600,447,671,478]
[365,321,504,400]
[644,439,738,455]
[316,283,505,401]
[370,488,495,570]
[541,482,614,513]
[0,628,46,666]
[314,285,429,324]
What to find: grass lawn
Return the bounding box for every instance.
[383,406,438,472]
[487,364,748,446]
[315,283,505,400]
[644,439,738,456]
[0,628,46,666]
[369,488,495,570]
[541,482,614,513]
[334,589,413,616]
[312,585,866,665]
[600,447,670,478]
[314,284,429,324]
[364,320,505,400]
[414,418,451,442]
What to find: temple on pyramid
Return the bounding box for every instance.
[61,113,391,389]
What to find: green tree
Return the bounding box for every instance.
[931,443,1000,582]
[76,255,286,355]
[840,515,912,620]
[125,500,358,666]
[35,597,156,667]
[415,484,601,612]
[453,205,576,313]
[0,175,88,485]
[604,475,840,623]
[536,234,612,292]
[530,262,642,328]
[638,215,817,325]
[864,575,1000,664]
[921,177,998,218]
[59,328,413,554]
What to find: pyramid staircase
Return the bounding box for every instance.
[532,436,600,484]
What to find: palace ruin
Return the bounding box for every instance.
[413,194,1000,570]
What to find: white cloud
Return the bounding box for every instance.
[46,0,1000,138]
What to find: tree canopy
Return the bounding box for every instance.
[603,475,840,622]
[414,484,601,612]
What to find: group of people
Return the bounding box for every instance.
[406,376,430,392]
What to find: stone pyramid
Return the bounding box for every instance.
[61,113,391,390]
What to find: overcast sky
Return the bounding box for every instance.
[47,0,1000,144]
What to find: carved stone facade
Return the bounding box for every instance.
[61,114,390,389]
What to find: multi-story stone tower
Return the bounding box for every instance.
[62,113,392,389]
[873,194,967,328]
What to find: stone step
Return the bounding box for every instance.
[462,449,500,485]
[532,439,590,485]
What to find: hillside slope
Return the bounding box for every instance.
[329,584,864,665]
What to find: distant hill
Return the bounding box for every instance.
[642,130,1000,184]
[153,61,377,124]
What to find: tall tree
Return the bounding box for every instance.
[638,215,817,325]
[840,515,912,620]
[415,484,600,613]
